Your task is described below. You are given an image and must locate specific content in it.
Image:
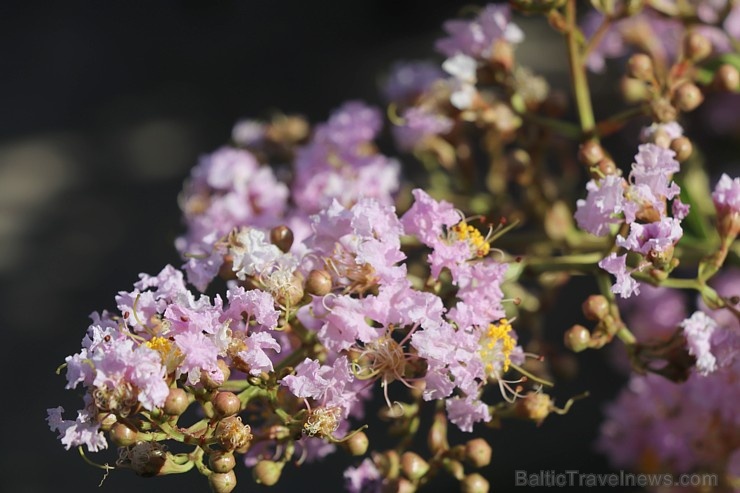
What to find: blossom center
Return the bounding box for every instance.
[450,221,490,257]
[479,319,515,374]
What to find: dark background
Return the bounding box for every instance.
[0,1,633,492]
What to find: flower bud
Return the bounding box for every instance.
[209,451,236,473]
[461,473,490,493]
[401,452,430,481]
[464,438,492,468]
[582,295,609,321]
[213,391,241,418]
[97,412,117,432]
[396,477,418,493]
[683,32,711,62]
[714,64,740,92]
[670,137,692,162]
[627,53,653,81]
[306,269,333,296]
[252,460,284,486]
[343,431,369,456]
[110,422,138,447]
[270,225,294,252]
[621,77,649,102]
[577,141,604,167]
[202,359,231,390]
[564,324,591,352]
[427,411,449,454]
[674,83,703,112]
[376,450,400,479]
[209,471,237,493]
[444,459,465,480]
[597,158,616,176]
[163,387,189,416]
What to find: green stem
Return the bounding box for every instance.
[524,252,603,272]
[565,0,596,138]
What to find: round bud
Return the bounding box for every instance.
[596,158,616,176]
[627,53,653,81]
[252,460,284,486]
[110,422,138,447]
[714,64,740,92]
[578,141,605,167]
[270,225,294,253]
[621,77,649,103]
[684,32,712,62]
[163,387,189,416]
[343,431,369,456]
[201,359,231,390]
[209,451,236,473]
[213,391,241,418]
[305,269,333,296]
[427,412,449,454]
[674,83,704,112]
[515,392,553,423]
[461,473,490,493]
[464,438,492,468]
[582,295,609,321]
[401,452,430,481]
[564,324,591,352]
[396,477,418,493]
[209,471,237,493]
[670,137,693,162]
[444,459,465,481]
[275,273,304,307]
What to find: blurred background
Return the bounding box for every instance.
[0,1,663,491]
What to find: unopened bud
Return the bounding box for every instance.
[376,450,400,479]
[464,438,492,468]
[461,473,490,493]
[163,387,189,416]
[209,451,236,473]
[582,295,609,321]
[621,77,649,103]
[627,53,653,81]
[213,391,241,418]
[578,141,605,167]
[253,460,284,486]
[444,459,465,480]
[97,412,117,432]
[270,225,294,252]
[396,477,418,493]
[209,471,237,493]
[275,273,304,307]
[714,64,740,92]
[428,411,449,454]
[597,158,616,176]
[201,359,231,390]
[343,431,369,456]
[515,392,553,423]
[110,422,138,447]
[674,83,703,112]
[306,269,333,296]
[401,452,430,481]
[564,324,591,352]
[653,128,672,149]
[684,32,712,62]
[670,137,692,162]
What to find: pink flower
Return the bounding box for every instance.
[616,217,683,256]
[401,189,460,247]
[574,175,627,237]
[681,311,718,375]
[599,253,640,299]
[436,4,524,59]
[47,406,107,452]
[281,356,357,418]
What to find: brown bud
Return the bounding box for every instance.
[209,451,236,473]
[119,441,167,477]
[306,269,333,296]
[270,225,294,252]
[582,295,609,321]
[401,452,430,481]
[163,387,189,416]
[670,137,693,162]
[201,359,231,390]
[578,141,605,167]
[684,32,712,62]
[343,431,369,456]
[253,460,284,486]
[627,53,654,81]
[461,473,490,493]
[213,391,241,418]
[597,158,617,176]
[674,83,703,112]
[464,438,492,468]
[209,471,237,493]
[110,422,138,447]
[714,64,740,92]
[564,324,591,352]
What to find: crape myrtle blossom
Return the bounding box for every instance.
[381,60,444,104]
[436,3,524,60]
[712,173,740,238]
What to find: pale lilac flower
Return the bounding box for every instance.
[401,189,460,247]
[174,330,222,386]
[445,396,492,432]
[235,332,281,376]
[221,286,279,330]
[639,122,684,143]
[712,173,740,214]
[629,144,680,201]
[382,60,444,103]
[231,119,266,147]
[281,356,357,418]
[599,253,640,298]
[574,175,627,236]
[319,295,379,351]
[344,458,382,493]
[47,407,107,452]
[681,311,719,375]
[616,217,683,256]
[672,197,690,221]
[436,4,524,59]
[393,106,453,152]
